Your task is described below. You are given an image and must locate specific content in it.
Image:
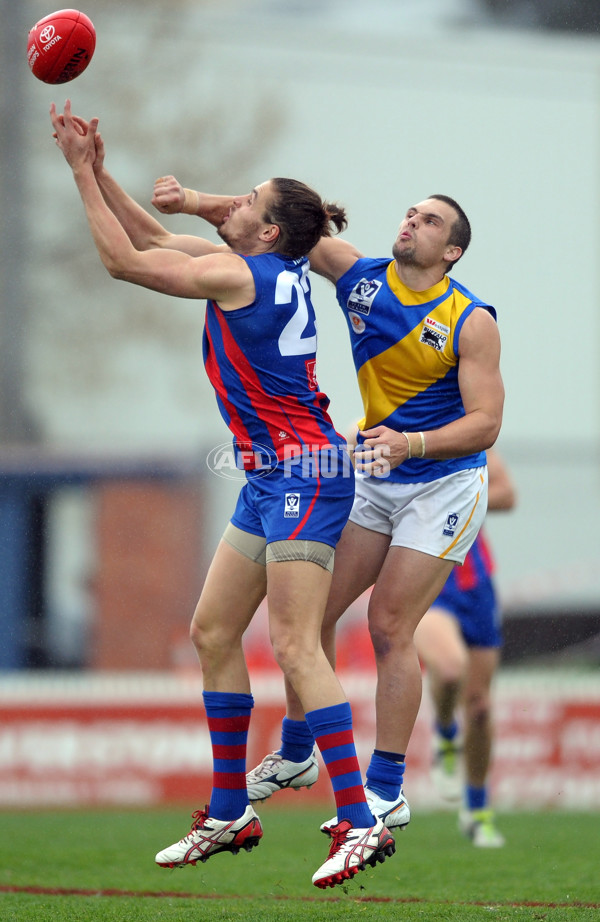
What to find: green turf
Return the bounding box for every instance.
[0,805,597,921]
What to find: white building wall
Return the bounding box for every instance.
[20,0,600,613]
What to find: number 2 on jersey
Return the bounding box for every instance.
[275,264,317,357]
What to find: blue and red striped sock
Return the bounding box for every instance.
[305,701,373,829]
[203,690,253,820]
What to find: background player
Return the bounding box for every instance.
[415,448,516,847]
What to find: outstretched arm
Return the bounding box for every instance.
[55,110,228,258]
[152,175,238,228]
[49,101,254,306]
[151,179,365,283]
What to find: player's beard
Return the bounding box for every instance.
[392,240,420,266]
[217,219,259,253]
[217,223,234,246]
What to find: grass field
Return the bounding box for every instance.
[0,803,597,921]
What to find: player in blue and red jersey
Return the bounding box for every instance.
[415,449,516,847]
[50,101,395,889]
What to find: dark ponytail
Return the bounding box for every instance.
[264,178,347,258]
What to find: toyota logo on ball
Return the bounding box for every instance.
[40,25,56,42]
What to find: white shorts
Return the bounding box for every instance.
[349,467,488,564]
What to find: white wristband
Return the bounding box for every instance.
[402,431,425,459]
[182,188,201,215]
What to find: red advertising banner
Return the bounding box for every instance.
[0,670,599,809]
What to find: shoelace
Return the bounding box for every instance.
[326,820,352,856]
[189,807,210,832]
[249,753,281,779]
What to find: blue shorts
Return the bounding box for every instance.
[230,449,355,548]
[435,573,502,648]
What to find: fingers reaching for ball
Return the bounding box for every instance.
[49,100,99,168]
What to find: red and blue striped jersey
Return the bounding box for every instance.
[203,252,344,470]
[448,529,495,593]
[434,528,501,647]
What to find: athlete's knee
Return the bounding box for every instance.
[368,607,413,658]
[464,688,492,726]
[189,617,216,656]
[430,669,465,703]
[271,634,317,681]
[432,648,469,687]
[190,609,235,657]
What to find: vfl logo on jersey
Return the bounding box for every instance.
[284,493,301,518]
[420,316,450,352]
[348,312,366,334]
[443,512,460,537]
[347,278,382,315]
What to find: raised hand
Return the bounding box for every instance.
[50,99,98,171]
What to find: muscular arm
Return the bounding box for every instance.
[422,307,504,458]
[96,166,227,257]
[358,308,504,472]
[62,114,229,258]
[152,175,237,229]
[307,235,363,283]
[50,102,254,307]
[75,165,252,302]
[152,179,365,284]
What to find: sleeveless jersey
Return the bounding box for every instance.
[336,257,497,484]
[203,252,344,471]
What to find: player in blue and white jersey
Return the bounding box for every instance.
[50,102,396,889]
[247,194,505,830]
[149,184,504,833]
